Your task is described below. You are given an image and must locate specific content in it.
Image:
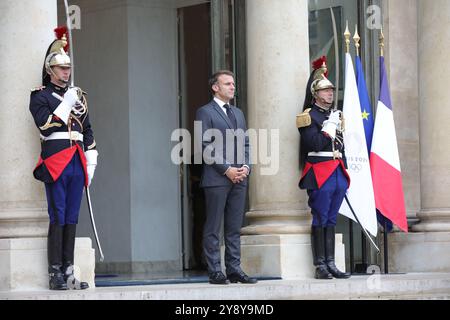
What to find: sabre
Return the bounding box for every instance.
[86,188,105,261]
[63,0,104,261]
[345,196,380,252]
[330,8,340,111]
[63,0,75,87]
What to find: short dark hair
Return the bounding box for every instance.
[209,70,235,93]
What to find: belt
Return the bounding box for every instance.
[308,151,342,159]
[40,131,84,142]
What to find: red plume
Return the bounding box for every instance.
[54,26,69,52]
[312,55,328,77]
[54,26,67,39]
[312,56,327,70]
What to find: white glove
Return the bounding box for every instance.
[321,110,342,140]
[328,110,342,126]
[85,150,98,187]
[53,87,79,125]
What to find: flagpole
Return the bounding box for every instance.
[379,26,385,58]
[379,27,390,274]
[342,21,380,253]
[344,22,356,274]
[353,24,369,273]
[354,24,360,57]
[384,220,389,274]
[349,220,354,274]
[344,21,351,54]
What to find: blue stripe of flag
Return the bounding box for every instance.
[355,56,374,154]
[379,56,393,110]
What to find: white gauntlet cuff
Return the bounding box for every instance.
[85,149,98,166]
[321,121,337,140]
[53,101,72,125]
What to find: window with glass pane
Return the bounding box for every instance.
[308,0,359,107]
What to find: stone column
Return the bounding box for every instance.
[388,0,450,272]
[0,0,94,290]
[239,0,345,279]
[414,0,450,232]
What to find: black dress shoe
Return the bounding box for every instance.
[209,271,229,285]
[227,272,258,284]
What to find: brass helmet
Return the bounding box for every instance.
[310,57,335,97]
[302,56,335,110]
[42,26,71,85]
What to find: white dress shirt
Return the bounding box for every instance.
[214,97,230,115]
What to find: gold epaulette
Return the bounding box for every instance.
[296,108,312,128]
[31,86,46,93]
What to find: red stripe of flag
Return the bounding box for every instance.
[370,152,408,232]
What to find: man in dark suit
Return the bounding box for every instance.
[195,70,257,285]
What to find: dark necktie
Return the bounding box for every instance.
[224,104,237,129]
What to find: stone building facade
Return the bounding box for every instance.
[1,0,449,290]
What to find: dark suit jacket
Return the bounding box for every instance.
[195,100,250,188]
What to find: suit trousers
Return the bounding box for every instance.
[203,182,247,275]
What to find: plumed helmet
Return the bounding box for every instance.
[42,26,71,85]
[310,56,335,96]
[302,56,335,110]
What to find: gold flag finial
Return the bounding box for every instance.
[379,26,385,57]
[353,25,361,57]
[344,21,351,53]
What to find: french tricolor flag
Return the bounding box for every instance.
[370,57,408,232]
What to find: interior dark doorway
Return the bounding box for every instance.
[178,2,212,271]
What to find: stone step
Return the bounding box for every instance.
[1,273,449,300]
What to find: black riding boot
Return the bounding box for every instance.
[311,226,333,279]
[48,223,68,290]
[62,224,89,290]
[324,226,351,279]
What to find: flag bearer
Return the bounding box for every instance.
[297,56,351,280]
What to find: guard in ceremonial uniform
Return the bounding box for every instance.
[29,27,98,290]
[297,56,351,280]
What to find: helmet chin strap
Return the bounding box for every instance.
[48,67,69,86]
[315,95,333,109]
